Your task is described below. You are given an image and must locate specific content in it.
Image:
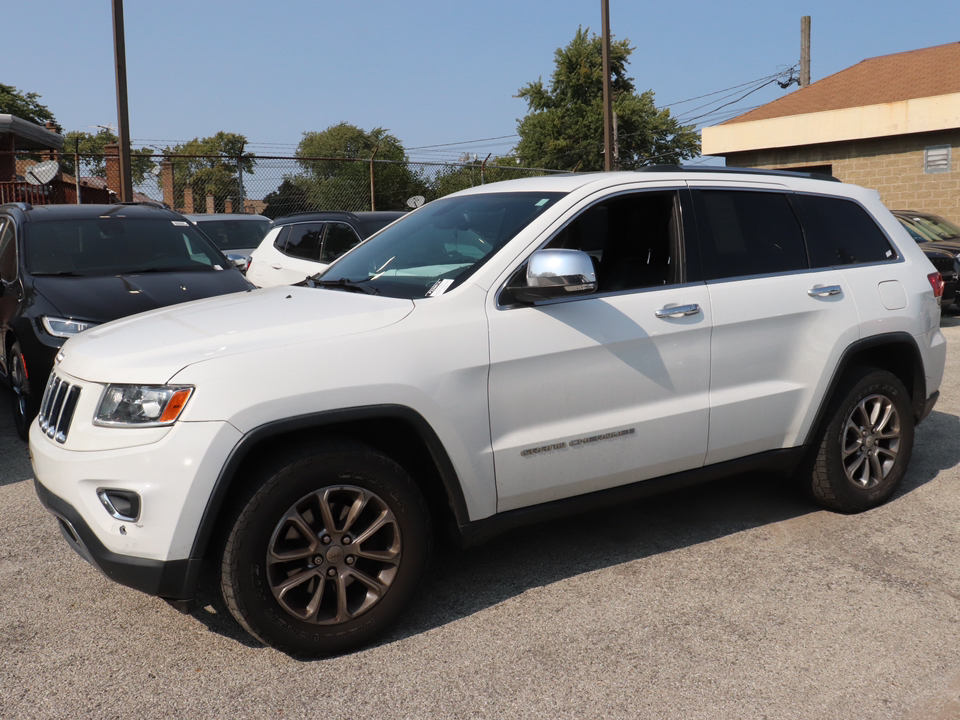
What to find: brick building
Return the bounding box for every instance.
[701,42,960,223]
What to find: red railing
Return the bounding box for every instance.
[0,180,111,205]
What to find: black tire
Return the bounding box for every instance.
[807,367,914,512]
[10,341,36,442]
[220,440,432,657]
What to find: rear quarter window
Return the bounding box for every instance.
[797,194,896,267]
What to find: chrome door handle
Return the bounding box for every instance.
[655,303,701,318]
[807,285,842,297]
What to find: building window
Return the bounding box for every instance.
[924,145,951,174]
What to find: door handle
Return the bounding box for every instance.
[807,285,842,297]
[271,263,282,270]
[655,303,701,318]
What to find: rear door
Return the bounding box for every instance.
[690,185,861,464]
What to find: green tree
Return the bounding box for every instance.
[60,129,155,185]
[514,28,700,171]
[0,84,56,126]
[296,123,427,211]
[163,132,255,213]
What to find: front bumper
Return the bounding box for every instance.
[30,411,243,601]
[35,479,201,601]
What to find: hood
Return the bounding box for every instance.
[32,270,251,322]
[57,286,415,384]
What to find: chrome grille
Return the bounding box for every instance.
[38,374,81,443]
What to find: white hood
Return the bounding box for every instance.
[57,286,415,384]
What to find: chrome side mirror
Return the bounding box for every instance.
[513,248,597,303]
[226,253,249,274]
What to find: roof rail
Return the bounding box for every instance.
[116,200,170,210]
[636,164,840,182]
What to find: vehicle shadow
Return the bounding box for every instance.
[186,409,960,656]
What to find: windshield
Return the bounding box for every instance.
[25,218,229,276]
[194,218,272,250]
[317,192,565,298]
[907,214,960,241]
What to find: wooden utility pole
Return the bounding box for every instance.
[601,0,614,171]
[111,0,134,201]
[800,16,811,88]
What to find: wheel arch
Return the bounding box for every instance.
[189,404,472,564]
[803,331,928,449]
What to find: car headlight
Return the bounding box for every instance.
[94,385,194,427]
[42,316,99,338]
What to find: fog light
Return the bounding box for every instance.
[97,489,141,522]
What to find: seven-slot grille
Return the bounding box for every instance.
[38,374,81,443]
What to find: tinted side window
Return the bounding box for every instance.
[544,190,681,293]
[321,222,361,264]
[695,190,807,280]
[797,194,896,267]
[272,226,291,252]
[283,223,325,261]
[0,220,15,283]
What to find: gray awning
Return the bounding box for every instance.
[0,114,64,151]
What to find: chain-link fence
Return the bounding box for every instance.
[2,151,570,218]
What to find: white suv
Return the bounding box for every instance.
[30,168,947,656]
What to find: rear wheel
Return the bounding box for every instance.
[220,440,432,657]
[10,341,35,442]
[807,367,914,512]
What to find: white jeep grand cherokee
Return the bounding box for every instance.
[30,167,947,656]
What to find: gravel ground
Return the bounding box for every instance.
[1,314,960,720]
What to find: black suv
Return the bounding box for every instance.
[0,202,252,439]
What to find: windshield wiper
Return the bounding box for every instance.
[306,275,379,295]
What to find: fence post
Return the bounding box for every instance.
[236,155,245,213]
[369,145,379,211]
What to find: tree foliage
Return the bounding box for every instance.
[60,129,155,185]
[0,84,56,126]
[163,132,255,213]
[294,123,427,211]
[514,28,700,171]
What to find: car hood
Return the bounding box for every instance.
[57,286,416,384]
[32,270,250,322]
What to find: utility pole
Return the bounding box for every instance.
[111,0,134,201]
[800,16,811,88]
[601,0,614,171]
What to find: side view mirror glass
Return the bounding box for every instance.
[512,248,597,303]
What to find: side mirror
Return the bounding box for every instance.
[512,248,597,303]
[226,253,249,274]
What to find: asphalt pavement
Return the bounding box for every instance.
[2,314,960,719]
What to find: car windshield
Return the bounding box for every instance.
[907,214,960,241]
[194,218,272,250]
[316,192,565,299]
[25,218,228,276]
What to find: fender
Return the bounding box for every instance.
[802,330,929,448]
[188,404,472,561]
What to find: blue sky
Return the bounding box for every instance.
[6,1,960,164]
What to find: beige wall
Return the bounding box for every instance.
[722,130,960,223]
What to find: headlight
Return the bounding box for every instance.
[94,385,194,427]
[42,316,99,338]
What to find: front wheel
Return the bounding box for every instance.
[10,341,35,442]
[220,441,432,656]
[807,367,914,512]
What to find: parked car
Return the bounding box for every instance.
[895,217,959,309]
[247,210,404,288]
[31,168,946,657]
[0,202,252,440]
[893,210,960,243]
[184,213,272,272]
